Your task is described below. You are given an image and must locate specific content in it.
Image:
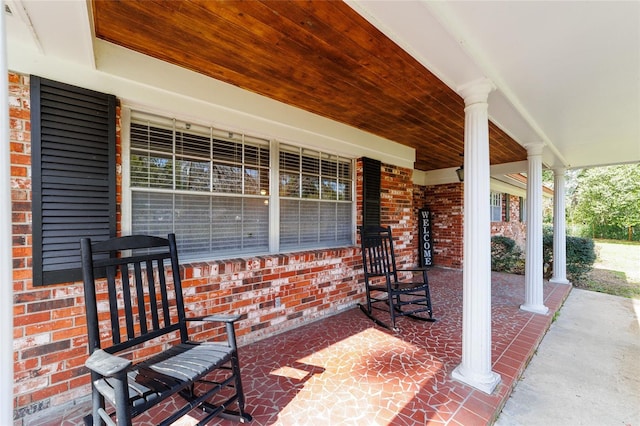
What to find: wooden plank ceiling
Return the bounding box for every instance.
[92,0,526,171]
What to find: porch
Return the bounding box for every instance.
[27,269,570,426]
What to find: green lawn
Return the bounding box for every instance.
[582,239,640,298]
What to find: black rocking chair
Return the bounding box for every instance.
[359,226,436,330]
[80,233,252,426]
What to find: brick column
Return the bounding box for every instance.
[521,143,549,314]
[451,79,501,394]
[550,167,571,285]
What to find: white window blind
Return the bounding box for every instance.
[130,114,270,259]
[490,191,503,222]
[279,144,353,250]
[128,112,354,259]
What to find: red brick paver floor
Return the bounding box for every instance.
[26,268,570,426]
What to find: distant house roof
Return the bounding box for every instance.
[490,173,554,199]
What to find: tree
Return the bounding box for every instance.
[571,164,640,240]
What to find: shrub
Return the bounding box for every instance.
[543,226,554,278]
[492,229,596,283]
[491,236,524,274]
[543,226,596,283]
[566,236,596,283]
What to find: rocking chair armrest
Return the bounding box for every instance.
[186,315,241,350]
[85,349,132,377]
[185,314,241,324]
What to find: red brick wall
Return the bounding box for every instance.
[492,194,526,248]
[507,194,520,222]
[414,186,530,267]
[414,183,464,269]
[356,159,419,269]
[381,163,418,268]
[10,73,417,422]
[11,74,123,419]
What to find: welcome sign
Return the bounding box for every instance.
[418,209,433,267]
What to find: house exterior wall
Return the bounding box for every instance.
[413,183,464,269]
[9,72,420,422]
[413,187,528,268]
[381,163,418,268]
[492,194,526,248]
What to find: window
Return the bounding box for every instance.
[128,111,353,260]
[279,144,353,250]
[490,192,502,222]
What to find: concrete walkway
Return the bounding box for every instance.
[496,288,640,426]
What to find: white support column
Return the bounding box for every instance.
[521,143,549,314]
[550,167,571,285]
[451,79,501,394]
[0,4,14,424]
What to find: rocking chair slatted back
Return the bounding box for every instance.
[361,228,399,282]
[81,234,188,355]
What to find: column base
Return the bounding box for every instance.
[520,303,549,315]
[550,277,571,285]
[452,364,501,394]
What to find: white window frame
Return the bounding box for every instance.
[490,191,503,222]
[122,108,355,261]
[277,143,354,251]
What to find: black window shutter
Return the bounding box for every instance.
[504,193,511,222]
[362,157,381,228]
[31,76,116,286]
